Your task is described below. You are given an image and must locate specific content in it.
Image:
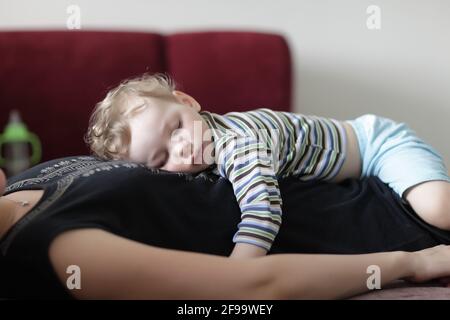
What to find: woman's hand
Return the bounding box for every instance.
[406,245,450,284]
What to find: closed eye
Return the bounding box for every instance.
[157,119,181,168]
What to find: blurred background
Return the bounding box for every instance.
[0,0,449,175]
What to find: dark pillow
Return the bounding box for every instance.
[1,156,450,299]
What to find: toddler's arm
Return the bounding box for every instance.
[215,134,283,259]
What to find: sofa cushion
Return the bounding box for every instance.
[166,31,292,114]
[0,30,292,164]
[0,31,165,162]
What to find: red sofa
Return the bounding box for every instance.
[0,30,292,163]
[1,30,449,300]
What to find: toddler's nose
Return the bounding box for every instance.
[174,140,193,159]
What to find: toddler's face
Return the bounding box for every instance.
[126,91,214,173]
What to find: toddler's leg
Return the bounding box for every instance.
[404,180,450,230]
[348,114,450,230]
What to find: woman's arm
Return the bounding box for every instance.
[48,229,450,299]
[49,229,272,299]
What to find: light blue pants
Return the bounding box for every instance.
[346,114,450,200]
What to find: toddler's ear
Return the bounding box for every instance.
[172,90,201,112]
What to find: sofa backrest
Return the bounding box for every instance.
[0,30,292,163]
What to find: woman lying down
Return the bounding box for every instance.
[0,156,450,299]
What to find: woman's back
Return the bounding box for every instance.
[1,156,447,298]
[0,156,240,298]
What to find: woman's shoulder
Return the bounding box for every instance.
[6,156,101,190]
[5,156,160,193]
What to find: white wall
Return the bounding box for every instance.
[1,0,449,168]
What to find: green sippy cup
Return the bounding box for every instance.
[0,110,42,177]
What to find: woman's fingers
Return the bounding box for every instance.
[409,245,450,283]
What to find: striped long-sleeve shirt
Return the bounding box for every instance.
[200,108,347,251]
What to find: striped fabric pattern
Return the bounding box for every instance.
[200,108,347,251]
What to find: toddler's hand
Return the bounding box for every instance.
[229,243,267,259]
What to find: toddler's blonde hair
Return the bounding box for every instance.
[85,73,176,160]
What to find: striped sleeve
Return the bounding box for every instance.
[215,134,283,252]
